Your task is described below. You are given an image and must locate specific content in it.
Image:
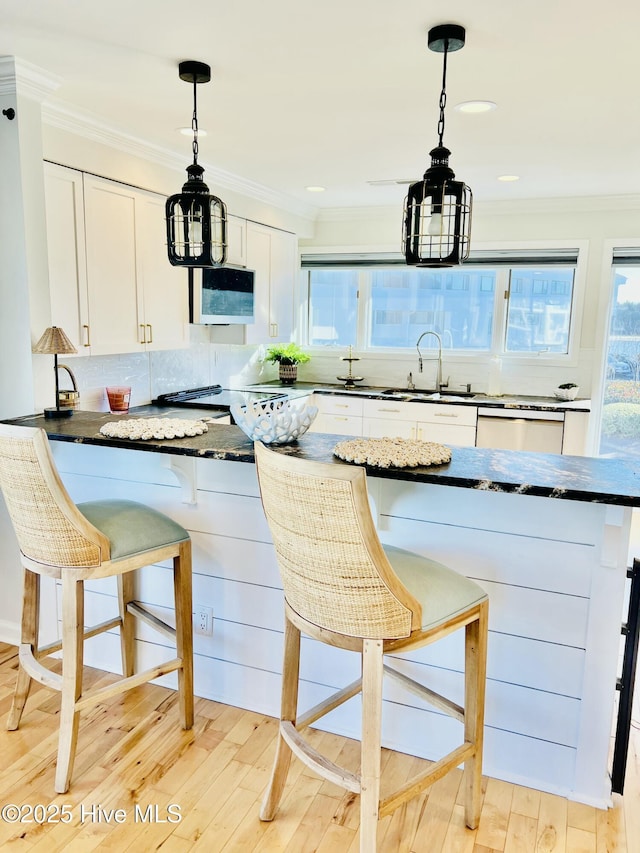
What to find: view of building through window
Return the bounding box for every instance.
[599,265,640,460]
[307,265,575,354]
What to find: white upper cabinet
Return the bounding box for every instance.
[134,189,189,352]
[226,215,246,267]
[82,175,141,355]
[244,221,297,344]
[45,164,297,353]
[44,163,90,353]
[45,165,189,356]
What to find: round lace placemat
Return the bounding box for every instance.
[333,437,452,468]
[99,417,208,441]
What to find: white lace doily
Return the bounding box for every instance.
[99,417,208,441]
[334,437,451,468]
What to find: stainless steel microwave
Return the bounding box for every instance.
[189,266,255,324]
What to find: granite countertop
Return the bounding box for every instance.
[247,381,591,412]
[5,408,638,508]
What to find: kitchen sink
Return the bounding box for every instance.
[380,388,476,400]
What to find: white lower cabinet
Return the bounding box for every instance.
[308,394,363,436]
[363,399,477,446]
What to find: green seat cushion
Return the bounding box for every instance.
[383,544,487,632]
[77,499,189,560]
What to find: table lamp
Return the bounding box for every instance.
[33,326,78,418]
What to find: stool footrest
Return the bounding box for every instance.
[18,644,63,691]
[296,677,362,729]
[127,601,176,642]
[36,616,123,658]
[379,741,475,818]
[280,721,361,793]
[74,657,183,712]
[384,664,464,722]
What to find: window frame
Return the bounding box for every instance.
[299,240,587,367]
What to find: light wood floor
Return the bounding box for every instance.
[0,642,637,853]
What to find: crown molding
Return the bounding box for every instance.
[475,195,640,215]
[0,57,62,101]
[316,194,640,222]
[40,99,318,223]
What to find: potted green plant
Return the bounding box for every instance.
[264,343,311,385]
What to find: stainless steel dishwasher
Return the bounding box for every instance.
[476,407,564,453]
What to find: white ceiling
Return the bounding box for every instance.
[1,0,638,213]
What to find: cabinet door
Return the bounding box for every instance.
[83,176,141,354]
[226,215,246,266]
[135,192,189,351]
[363,418,415,439]
[416,422,477,446]
[309,413,363,436]
[562,411,589,455]
[415,403,477,446]
[268,226,296,341]
[244,222,296,344]
[44,163,90,352]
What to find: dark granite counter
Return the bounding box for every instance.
[5,407,639,508]
[246,381,591,413]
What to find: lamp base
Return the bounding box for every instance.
[43,407,73,419]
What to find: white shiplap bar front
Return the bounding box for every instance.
[49,441,630,808]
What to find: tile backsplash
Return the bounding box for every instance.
[59,340,595,413]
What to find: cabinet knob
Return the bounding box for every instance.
[146,324,153,344]
[82,324,90,347]
[139,323,146,344]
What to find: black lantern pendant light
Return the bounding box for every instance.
[166,60,227,267]
[403,24,472,268]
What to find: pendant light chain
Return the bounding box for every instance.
[191,78,199,165]
[436,39,449,148]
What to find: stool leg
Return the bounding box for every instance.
[360,639,383,853]
[260,616,301,821]
[174,539,194,730]
[55,576,84,794]
[117,571,135,678]
[463,601,489,829]
[7,568,40,731]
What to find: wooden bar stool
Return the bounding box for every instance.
[254,441,489,852]
[0,424,193,793]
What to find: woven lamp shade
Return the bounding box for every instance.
[33,326,77,355]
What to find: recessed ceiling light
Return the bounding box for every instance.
[305,186,325,192]
[454,100,497,114]
[497,175,520,182]
[178,127,207,136]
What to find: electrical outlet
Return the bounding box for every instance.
[193,604,213,636]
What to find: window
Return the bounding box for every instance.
[303,251,578,357]
[308,268,358,346]
[369,268,494,349]
[599,257,640,460]
[505,268,575,353]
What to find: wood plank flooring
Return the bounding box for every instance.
[0,642,637,852]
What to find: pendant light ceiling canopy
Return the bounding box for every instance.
[403,24,472,268]
[166,60,227,268]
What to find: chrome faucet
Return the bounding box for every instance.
[416,330,448,392]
